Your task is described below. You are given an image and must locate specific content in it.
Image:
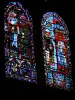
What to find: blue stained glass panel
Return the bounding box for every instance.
[41,12,73,90]
[4,2,37,83]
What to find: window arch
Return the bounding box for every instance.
[41,12,73,90]
[4,2,37,83]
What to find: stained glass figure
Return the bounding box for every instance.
[4,2,37,83]
[41,12,73,90]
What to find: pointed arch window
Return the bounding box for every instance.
[4,2,37,83]
[41,12,73,90]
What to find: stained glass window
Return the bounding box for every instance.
[4,2,37,83]
[41,12,73,90]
